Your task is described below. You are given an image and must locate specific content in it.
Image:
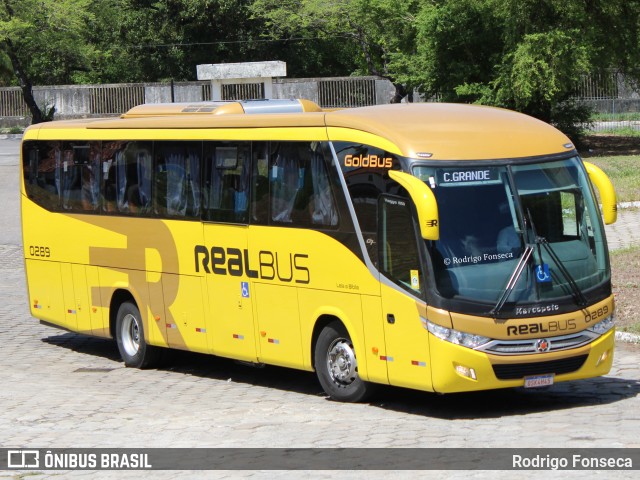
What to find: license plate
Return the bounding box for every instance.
[524,374,554,388]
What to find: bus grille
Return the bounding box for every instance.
[480,332,596,355]
[492,354,588,380]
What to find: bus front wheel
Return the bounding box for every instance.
[314,321,375,402]
[115,301,161,368]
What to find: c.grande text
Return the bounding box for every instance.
[194,245,310,284]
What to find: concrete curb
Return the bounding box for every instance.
[618,201,640,209]
[616,331,640,344]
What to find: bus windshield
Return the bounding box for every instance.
[413,157,609,313]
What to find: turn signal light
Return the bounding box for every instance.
[596,349,611,367]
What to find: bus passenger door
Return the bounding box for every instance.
[201,140,257,361]
[203,225,257,361]
[378,195,433,392]
[380,286,432,391]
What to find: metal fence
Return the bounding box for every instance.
[0,88,29,117]
[574,71,640,132]
[88,85,145,115]
[576,72,619,100]
[318,78,376,108]
[1,74,639,133]
[221,83,265,101]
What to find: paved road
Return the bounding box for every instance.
[0,138,21,246]
[1,137,639,479]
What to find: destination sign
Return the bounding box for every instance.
[437,168,500,186]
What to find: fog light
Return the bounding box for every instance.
[454,364,477,380]
[596,349,611,367]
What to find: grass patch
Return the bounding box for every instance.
[592,112,640,122]
[0,126,24,134]
[596,127,640,137]
[587,155,640,203]
[610,245,640,333]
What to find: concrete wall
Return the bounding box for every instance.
[583,99,640,114]
[34,85,94,116]
[144,83,205,104]
[1,77,398,126]
[273,78,319,103]
[2,75,640,128]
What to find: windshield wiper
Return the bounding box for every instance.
[490,244,534,317]
[524,207,588,307]
[536,236,588,307]
[490,205,534,317]
[490,208,588,317]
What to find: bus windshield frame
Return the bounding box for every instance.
[410,154,611,318]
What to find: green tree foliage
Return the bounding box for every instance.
[3,0,640,133]
[0,0,96,122]
[0,50,12,85]
[83,0,353,83]
[388,0,640,138]
[250,0,421,100]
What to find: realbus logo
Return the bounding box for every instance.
[194,245,310,284]
[343,154,393,168]
[506,319,577,336]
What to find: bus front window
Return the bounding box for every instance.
[413,157,610,315]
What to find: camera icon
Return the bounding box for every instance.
[7,450,40,468]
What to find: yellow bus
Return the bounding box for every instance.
[21,99,618,402]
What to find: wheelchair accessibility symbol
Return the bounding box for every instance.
[241,281,250,298]
[536,264,551,283]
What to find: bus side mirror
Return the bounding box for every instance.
[583,162,617,225]
[389,170,439,240]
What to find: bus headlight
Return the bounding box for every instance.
[425,319,491,349]
[587,314,615,335]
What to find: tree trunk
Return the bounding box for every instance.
[390,83,413,103]
[2,0,45,124]
[4,39,44,124]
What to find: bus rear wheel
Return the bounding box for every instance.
[115,301,161,368]
[314,321,375,402]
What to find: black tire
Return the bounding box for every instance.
[314,321,375,402]
[115,301,161,368]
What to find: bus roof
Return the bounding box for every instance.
[24,100,573,160]
[326,103,574,160]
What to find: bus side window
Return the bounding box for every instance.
[306,145,338,227]
[101,141,121,213]
[154,141,201,219]
[82,142,102,212]
[117,142,153,215]
[204,141,251,223]
[378,195,425,298]
[270,142,302,224]
[22,140,62,211]
[59,141,101,213]
[251,142,269,224]
[269,141,338,228]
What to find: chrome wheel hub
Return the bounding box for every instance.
[121,313,140,357]
[327,338,357,385]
